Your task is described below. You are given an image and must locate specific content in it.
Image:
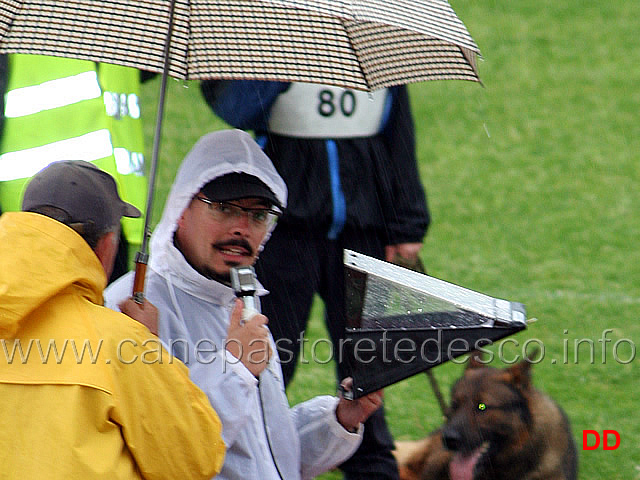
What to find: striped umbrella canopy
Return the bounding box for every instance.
[0,0,481,301]
[0,0,481,90]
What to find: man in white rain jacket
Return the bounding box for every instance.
[105,129,384,479]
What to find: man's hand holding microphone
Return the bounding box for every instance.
[225,266,272,377]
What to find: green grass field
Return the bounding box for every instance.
[139,1,639,478]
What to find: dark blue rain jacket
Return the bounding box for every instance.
[201,80,429,244]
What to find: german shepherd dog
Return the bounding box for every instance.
[394,355,578,480]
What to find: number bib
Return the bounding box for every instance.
[267,83,389,138]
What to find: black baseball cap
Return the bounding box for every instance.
[201,172,282,210]
[22,160,141,233]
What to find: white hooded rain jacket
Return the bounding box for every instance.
[105,130,362,479]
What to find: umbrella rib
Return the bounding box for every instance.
[340,20,375,91]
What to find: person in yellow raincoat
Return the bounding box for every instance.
[0,160,225,479]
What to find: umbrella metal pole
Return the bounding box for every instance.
[133,0,178,304]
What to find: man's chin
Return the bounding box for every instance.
[204,258,250,286]
[202,267,232,285]
[201,257,254,286]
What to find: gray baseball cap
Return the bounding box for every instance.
[22,160,141,233]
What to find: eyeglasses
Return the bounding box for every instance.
[196,196,281,229]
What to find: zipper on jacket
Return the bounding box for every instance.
[258,380,286,480]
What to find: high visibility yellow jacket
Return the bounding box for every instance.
[0,212,225,479]
[0,54,147,249]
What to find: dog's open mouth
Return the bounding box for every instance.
[449,442,489,480]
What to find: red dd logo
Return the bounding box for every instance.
[582,430,620,450]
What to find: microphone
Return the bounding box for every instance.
[230,266,258,322]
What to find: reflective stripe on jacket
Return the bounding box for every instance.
[0,54,147,248]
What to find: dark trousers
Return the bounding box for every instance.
[255,224,399,480]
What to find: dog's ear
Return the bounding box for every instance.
[507,355,534,388]
[466,350,488,370]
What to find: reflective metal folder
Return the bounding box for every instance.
[342,250,527,399]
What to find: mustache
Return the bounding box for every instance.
[213,238,254,256]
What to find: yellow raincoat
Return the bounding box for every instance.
[0,212,225,479]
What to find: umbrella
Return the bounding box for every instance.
[0,0,480,89]
[0,0,482,301]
